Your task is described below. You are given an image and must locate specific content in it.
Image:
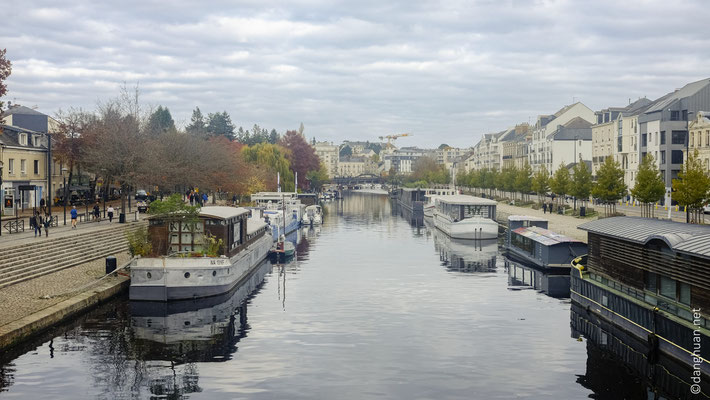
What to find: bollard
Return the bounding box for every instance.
[105,256,117,275]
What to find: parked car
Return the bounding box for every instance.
[135,189,148,201]
[704,204,710,214]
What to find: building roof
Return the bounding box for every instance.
[436,194,497,206]
[2,105,47,116]
[645,78,710,114]
[0,124,47,149]
[578,216,710,259]
[623,98,653,116]
[551,118,592,140]
[512,226,581,246]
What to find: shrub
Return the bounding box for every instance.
[126,227,152,257]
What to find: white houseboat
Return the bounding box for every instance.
[129,206,273,301]
[432,195,498,239]
[302,204,323,225]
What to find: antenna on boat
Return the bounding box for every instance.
[295,171,298,193]
[277,172,281,193]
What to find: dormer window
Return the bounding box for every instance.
[19,133,27,146]
[33,135,40,147]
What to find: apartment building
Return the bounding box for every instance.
[383,147,431,175]
[529,102,596,175]
[313,141,339,178]
[0,124,50,214]
[688,111,710,171]
[638,78,710,194]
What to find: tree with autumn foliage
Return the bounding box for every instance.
[0,48,11,112]
[242,142,294,192]
[53,108,98,197]
[279,130,321,190]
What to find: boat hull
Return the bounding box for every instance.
[433,212,498,239]
[129,234,273,301]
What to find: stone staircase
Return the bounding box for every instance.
[0,221,147,289]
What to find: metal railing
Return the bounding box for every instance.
[3,218,25,234]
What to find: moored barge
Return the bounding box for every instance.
[570,217,710,379]
[129,206,273,301]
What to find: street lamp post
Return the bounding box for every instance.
[62,167,68,225]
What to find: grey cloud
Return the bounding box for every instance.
[2,0,710,148]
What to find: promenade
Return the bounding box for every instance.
[0,213,145,349]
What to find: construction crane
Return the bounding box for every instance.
[378,133,412,149]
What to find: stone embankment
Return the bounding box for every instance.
[0,220,145,350]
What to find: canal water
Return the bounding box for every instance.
[0,193,688,399]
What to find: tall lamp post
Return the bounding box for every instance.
[62,167,68,225]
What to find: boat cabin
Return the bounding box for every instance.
[506,215,548,248]
[298,193,318,206]
[577,216,710,329]
[509,225,586,267]
[147,206,263,258]
[435,195,497,221]
[251,192,299,206]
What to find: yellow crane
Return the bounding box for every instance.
[378,133,412,149]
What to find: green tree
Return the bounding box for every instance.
[531,166,550,204]
[306,163,330,192]
[570,158,592,209]
[242,143,294,192]
[550,163,570,209]
[592,157,627,216]
[672,149,710,224]
[146,105,176,137]
[186,107,207,137]
[515,162,533,202]
[206,111,235,139]
[631,154,665,218]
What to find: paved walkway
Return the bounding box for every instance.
[495,202,594,242]
[0,252,132,327]
[0,210,144,250]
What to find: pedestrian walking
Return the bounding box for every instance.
[39,197,46,214]
[202,193,208,205]
[542,202,547,214]
[232,194,237,206]
[70,206,78,229]
[33,211,42,237]
[189,192,195,206]
[43,212,50,237]
[107,205,115,223]
[93,203,100,222]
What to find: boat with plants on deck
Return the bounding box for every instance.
[432,194,498,239]
[129,206,273,301]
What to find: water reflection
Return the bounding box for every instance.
[505,259,570,298]
[571,303,710,400]
[426,219,497,273]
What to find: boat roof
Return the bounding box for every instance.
[436,195,497,206]
[247,218,267,234]
[512,226,582,245]
[251,192,299,200]
[305,204,321,210]
[508,215,547,222]
[199,206,249,220]
[579,216,710,260]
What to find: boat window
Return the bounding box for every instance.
[659,275,676,299]
[644,271,657,292]
[679,282,691,305]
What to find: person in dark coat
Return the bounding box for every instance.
[542,202,547,214]
[33,212,42,237]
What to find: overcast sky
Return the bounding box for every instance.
[3,0,710,148]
